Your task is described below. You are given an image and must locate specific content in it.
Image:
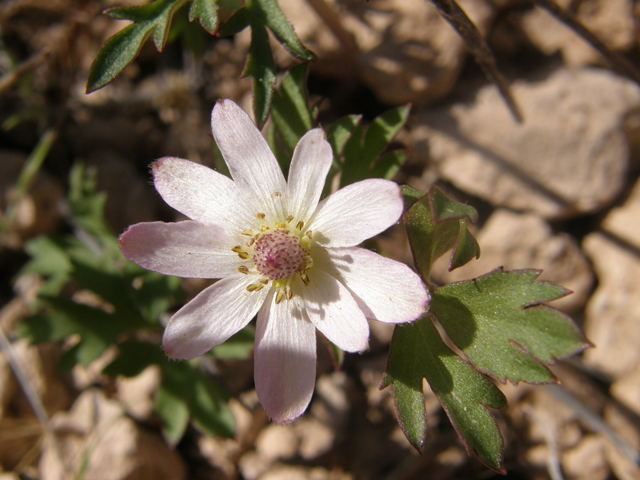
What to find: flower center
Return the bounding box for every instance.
[231,213,313,304]
[253,230,307,280]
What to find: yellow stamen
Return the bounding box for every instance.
[257,213,265,220]
[286,215,294,223]
[275,290,284,304]
[296,221,304,231]
[247,283,264,292]
[237,266,249,274]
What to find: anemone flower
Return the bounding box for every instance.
[119,99,429,423]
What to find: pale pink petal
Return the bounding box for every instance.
[308,179,403,247]
[119,221,245,279]
[293,269,369,352]
[320,246,429,324]
[255,292,317,423]
[287,129,332,222]
[153,157,256,232]
[162,275,268,359]
[211,100,288,221]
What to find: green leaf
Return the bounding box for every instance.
[322,115,361,197]
[403,185,479,279]
[271,63,313,161]
[155,362,192,446]
[257,0,314,61]
[217,5,250,36]
[381,316,506,471]
[67,163,115,248]
[128,269,182,323]
[430,268,591,385]
[189,0,219,33]
[244,21,276,127]
[19,236,72,296]
[190,371,235,438]
[235,0,314,126]
[18,297,117,369]
[103,340,168,377]
[210,326,255,359]
[339,105,411,188]
[86,0,189,93]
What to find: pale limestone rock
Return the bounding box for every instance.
[561,435,609,480]
[411,68,640,218]
[610,363,640,417]
[522,0,635,67]
[603,404,640,480]
[116,365,161,422]
[601,177,640,251]
[259,464,353,480]
[198,436,240,478]
[255,424,299,462]
[582,233,640,378]
[293,417,334,460]
[310,372,351,430]
[431,209,593,312]
[276,0,494,105]
[39,389,185,480]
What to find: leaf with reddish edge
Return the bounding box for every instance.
[381,315,507,472]
[430,268,592,385]
[402,185,480,280]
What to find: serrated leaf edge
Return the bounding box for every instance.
[434,267,593,386]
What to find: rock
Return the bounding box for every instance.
[521,0,635,67]
[116,365,161,422]
[293,417,334,460]
[310,372,351,430]
[39,389,185,480]
[198,435,240,479]
[276,0,495,105]
[410,68,640,219]
[259,464,352,480]
[603,404,640,480]
[255,424,299,462]
[431,209,593,312]
[601,177,640,251]
[561,435,609,480]
[582,233,640,378]
[610,363,640,417]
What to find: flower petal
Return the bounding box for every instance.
[153,157,256,231]
[255,292,317,423]
[162,275,268,359]
[287,129,332,222]
[293,269,369,352]
[308,179,403,247]
[321,246,429,323]
[119,221,244,278]
[211,100,288,221]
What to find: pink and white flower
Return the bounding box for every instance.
[119,99,429,423]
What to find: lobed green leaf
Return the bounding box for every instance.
[381,316,506,471]
[86,0,189,93]
[430,268,591,385]
[339,105,410,188]
[403,186,479,279]
[189,0,219,33]
[270,63,314,161]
